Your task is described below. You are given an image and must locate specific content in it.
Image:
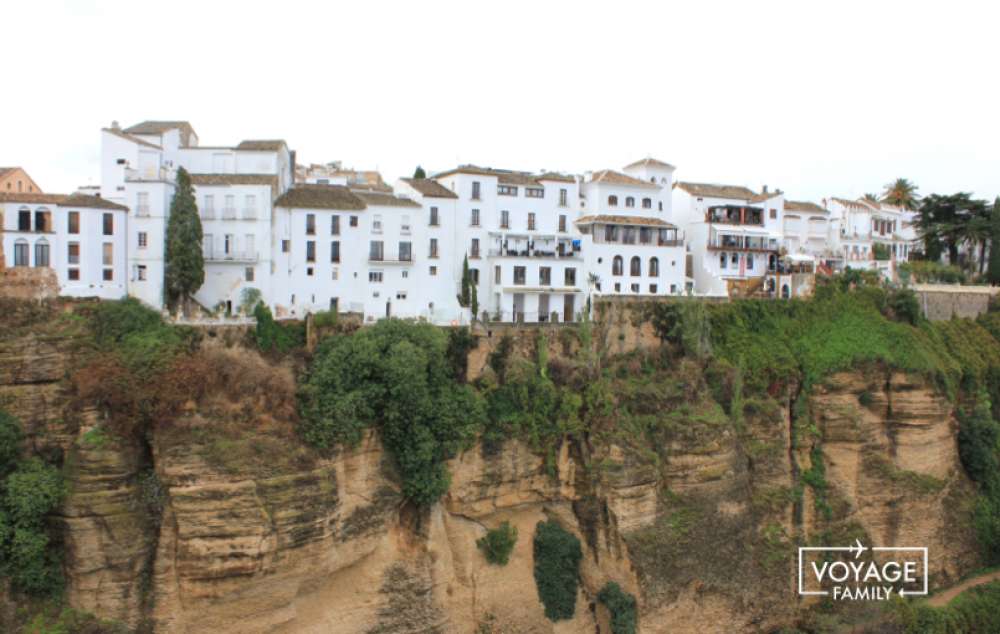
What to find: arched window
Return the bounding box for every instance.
[625,196,635,208]
[649,257,659,276]
[642,198,652,209]
[13,238,29,266]
[630,256,641,276]
[781,284,791,299]
[612,255,623,276]
[34,237,50,267]
[720,252,727,269]
[608,195,618,207]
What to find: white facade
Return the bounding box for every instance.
[1,193,128,299]
[823,197,914,275]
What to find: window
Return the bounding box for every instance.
[103,213,113,235]
[35,210,49,232]
[103,268,114,281]
[13,240,28,266]
[527,213,536,231]
[35,240,50,267]
[204,234,214,258]
[498,185,517,196]
[68,211,79,234]
[244,195,256,219]
[605,225,619,242]
[102,242,113,266]
[470,238,480,258]
[526,187,543,198]
[281,239,290,253]
[369,240,384,261]
[639,227,652,244]
[306,214,316,235]
[332,268,339,280]
[18,210,30,231]
[224,234,234,255]
[399,241,412,261]
[494,265,501,284]
[650,284,658,293]
[670,284,677,294]
[429,266,437,276]
[658,201,663,211]
[472,181,481,200]
[429,207,439,226]
[331,241,341,262]
[625,196,635,208]
[612,255,623,276]
[306,241,316,262]
[369,271,383,283]
[500,210,510,229]
[68,268,80,281]
[649,257,659,276]
[623,227,637,244]
[747,253,754,270]
[138,232,148,248]
[559,189,568,206]
[224,195,236,218]
[471,209,480,226]
[67,242,80,264]
[614,282,621,292]
[331,215,340,235]
[396,291,407,300]
[630,256,641,276]
[203,194,214,218]
[770,208,777,219]
[559,215,567,232]
[513,266,526,285]
[720,253,727,269]
[470,268,479,284]
[539,267,551,285]
[630,283,640,293]
[642,198,652,209]
[245,267,254,282]
[350,215,358,227]
[429,238,439,258]
[372,214,383,233]
[401,215,411,234]
[564,268,576,286]
[731,253,739,266]
[608,195,618,207]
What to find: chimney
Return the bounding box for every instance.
[111,120,120,131]
[762,184,769,194]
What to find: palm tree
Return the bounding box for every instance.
[881,178,920,210]
[862,193,880,203]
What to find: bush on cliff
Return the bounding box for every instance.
[533,520,582,621]
[298,319,485,506]
[477,521,517,565]
[597,581,638,634]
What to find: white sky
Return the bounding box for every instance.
[6,0,999,203]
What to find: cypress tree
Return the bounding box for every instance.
[458,254,471,307]
[989,197,1000,285]
[164,167,205,308]
[413,166,427,179]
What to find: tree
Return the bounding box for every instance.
[413,166,426,179]
[862,193,880,203]
[918,193,988,267]
[164,167,205,309]
[470,277,479,322]
[458,254,472,307]
[989,198,1000,285]
[881,178,920,210]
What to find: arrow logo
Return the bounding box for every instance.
[850,538,867,559]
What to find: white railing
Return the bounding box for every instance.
[242,208,257,220]
[136,205,150,217]
[205,250,259,262]
[222,208,237,220]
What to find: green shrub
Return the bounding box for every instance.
[88,297,165,345]
[239,287,262,314]
[597,581,638,634]
[889,580,1000,633]
[886,288,922,325]
[312,309,338,328]
[899,261,967,284]
[253,303,304,354]
[477,521,518,565]
[533,520,582,621]
[446,327,477,382]
[0,409,23,478]
[958,395,1000,488]
[299,320,485,506]
[873,243,891,261]
[488,334,515,383]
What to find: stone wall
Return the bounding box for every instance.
[0,267,59,301]
[912,284,998,321]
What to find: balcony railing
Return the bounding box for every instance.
[205,251,258,262]
[125,166,175,182]
[201,209,216,220]
[368,255,414,264]
[222,208,237,220]
[242,208,257,220]
[135,205,150,217]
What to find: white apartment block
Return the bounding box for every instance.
[823,197,916,277]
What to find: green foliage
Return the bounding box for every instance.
[459,254,472,308]
[0,413,66,597]
[412,166,426,179]
[650,300,711,361]
[298,320,486,505]
[445,327,476,382]
[900,261,967,284]
[533,520,582,621]
[312,310,338,328]
[597,581,638,634]
[476,521,517,565]
[253,302,304,354]
[22,606,130,634]
[239,287,262,314]
[958,394,1000,488]
[0,409,23,478]
[890,580,1000,633]
[873,242,891,261]
[484,361,581,456]
[164,166,205,304]
[886,288,922,325]
[488,334,515,383]
[989,198,1000,285]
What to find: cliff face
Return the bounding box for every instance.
[0,323,983,633]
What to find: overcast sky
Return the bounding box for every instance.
[7,0,999,204]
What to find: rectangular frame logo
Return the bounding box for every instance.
[798,540,928,600]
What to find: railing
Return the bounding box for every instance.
[368,255,413,263]
[242,208,257,220]
[205,251,259,262]
[136,205,150,217]
[201,209,216,220]
[125,166,175,182]
[485,310,578,324]
[222,208,237,220]
[488,247,582,259]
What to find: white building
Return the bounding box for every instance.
[823,197,913,277]
[673,182,784,297]
[1,192,128,298]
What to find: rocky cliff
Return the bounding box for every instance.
[0,306,984,633]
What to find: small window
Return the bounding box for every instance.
[67,211,80,234]
[498,185,518,196]
[642,198,652,209]
[526,187,544,198]
[18,210,30,231]
[649,257,660,277]
[102,242,113,266]
[331,241,341,263]
[35,240,50,267]
[650,284,657,293]
[614,282,621,292]
[471,181,481,200]
[396,291,408,300]
[67,242,80,265]
[539,267,551,285]
[281,239,290,253]
[559,189,567,206]
[528,213,536,231]
[429,207,439,226]
[559,215,567,232]
[500,210,510,229]
[564,268,576,286]
[470,238,480,258]
[103,268,113,281]
[514,266,526,285]
[630,283,640,293]
[625,196,635,208]
[612,255,623,276]
[137,265,148,281]
[372,214,383,233]
[68,268,80,281]
[306,241,316,262]
[429,266,437,276]
[14,240,29,266]
[138,232,148,248]
[770,208,777,219]
[630,256,641,276]
[102,213,114,235]
[306,214,316,235]
[331,215,340,235]
[471,209,480,226]
[494,265,501,284]
[369,271,384,283]
[307,267,314,276]
[245,267,254,282]
[429,238,439,258]
[608,195,618,207]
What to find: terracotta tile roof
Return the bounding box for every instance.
[588,169,659,188]
[623,157,676,171]
[189,174,278,187]
[537,172,576,183]
[432,164,547,187]
[830,197,873,210]
[575,214,677,228]
[273,185,366,210]
[784,200,826,213]
[123,120,197,143]
[401,178,458,199]
[0,192,128,211]
[750,192,782,203]
[353,191,421,208]
[103,128,162,149]
[348,182,394,194]
[236,140,287,152]
[674,182,757,200]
